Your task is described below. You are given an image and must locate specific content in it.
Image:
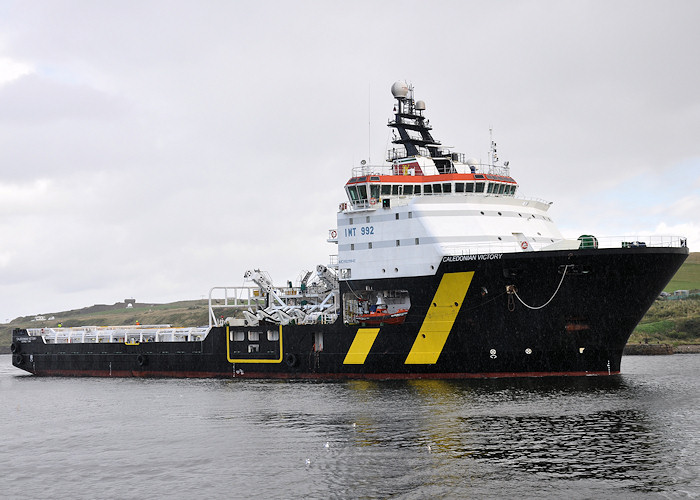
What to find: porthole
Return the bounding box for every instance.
[525,348,532,355]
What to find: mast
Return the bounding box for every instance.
[387,81,441,158]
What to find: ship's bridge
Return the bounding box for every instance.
[343,157,517,211]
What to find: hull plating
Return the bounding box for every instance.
[12,247,688,379]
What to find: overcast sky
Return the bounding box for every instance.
[1,1,698,322]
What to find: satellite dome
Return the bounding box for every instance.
[391,81,409,98]
[466,158,479,167]
[415,100,426,110]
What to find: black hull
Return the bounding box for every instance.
[12,247,688,379]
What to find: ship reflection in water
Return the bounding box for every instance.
[3,355,699,498]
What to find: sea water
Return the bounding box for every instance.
[1,354,699,499]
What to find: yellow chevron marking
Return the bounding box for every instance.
[343,328,381,364]
[405,271,474,365]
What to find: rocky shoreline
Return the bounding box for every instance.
[623,344,700,355]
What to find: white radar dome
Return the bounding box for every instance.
[466,158,479,167]
[415,100,426,110]
[391,81,409,98]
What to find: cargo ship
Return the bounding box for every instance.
[11,82,689,379]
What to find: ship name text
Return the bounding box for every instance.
[443,253,503,262]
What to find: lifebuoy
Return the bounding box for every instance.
[330,230,337,239]
[285,353,298,368]
[137,354,148,366]
[521,241,529,250]
[13,354,23,365]
[369,198,377,205]
[10,342,19,353]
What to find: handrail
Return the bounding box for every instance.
[442,235,688,256]
[351,161,511,178]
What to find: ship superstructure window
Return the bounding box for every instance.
[368,242,373,249]
[381,185,391,196]
[455,183,465,193]
[370,184,380,200]
[248,331,260,341]
[232,331,245,341]
[267,330,279,341]
[443,183,451,193]
[358,185,368,200]
[348,186,359,202]
[424,184,432,194]
[487,183,495,194]
[415,238,420,245]
[465,183,474,192]
[392,185,399,195]
[433,183,442,193]
[396,240,400,246]
[475,182,485,193]
[415,185,421,195]
[248,344,259,353]
[404,185,414,195]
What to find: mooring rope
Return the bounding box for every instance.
[507,264,572,310]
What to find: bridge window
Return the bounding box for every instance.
[347,186,359,201]
[475,182,485,193]
[465,182,474,192]
[403,185,414,195]
[392,185,399,195]
[455,183,465,193]
[370,185,380,200]
[432,183,442,193]
[381,185,391,196]
[442,183,452,193]
[358,185,368,200]
[232,331,245,341]
[248,331,260,341]
[415,185,422,195]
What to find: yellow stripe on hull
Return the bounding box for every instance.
[405,271,474,365]
[343,328,380,364]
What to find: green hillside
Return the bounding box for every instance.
[2,253,699,352]
[663,251,700,292]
